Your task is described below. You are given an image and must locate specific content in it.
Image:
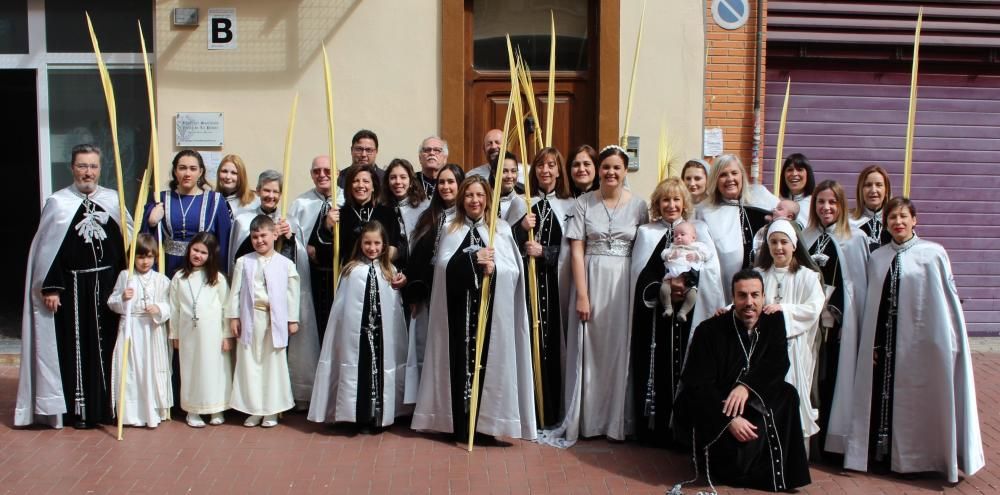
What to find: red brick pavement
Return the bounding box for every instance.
[2,353,998,495]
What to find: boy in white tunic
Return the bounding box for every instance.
[227,215,300,427]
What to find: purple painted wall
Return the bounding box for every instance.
[763,68,1000,336]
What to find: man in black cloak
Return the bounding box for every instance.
[672,269,810,493]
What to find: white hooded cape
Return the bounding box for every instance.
[411,219,537,439]
[844,238,984,482]
[309,260,408,425]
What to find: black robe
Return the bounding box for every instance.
[868,255,899,467]
[317,202,402,266]
[741,205,771,268]
[513,196,564,428]
[445,228,495,441]
[41,199,125,425]
[356,264,386,427]
[858,215,892,254]
[630,228,694,446]
[674,311,810,492]
[306,202,335,340]
[415,172,436,198]
[402,213,447,307]
[809,230,845,452]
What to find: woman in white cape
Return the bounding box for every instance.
[411,176,536,442]
[844,197,983,482]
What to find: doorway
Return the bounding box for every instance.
[442,0,620,168]
[0,70,40,338]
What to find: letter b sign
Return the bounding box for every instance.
[208,8,237,50]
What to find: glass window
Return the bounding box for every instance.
[473,0,589,71]
[46,0,153,53]
[0,1,29,54]
[48,68,150,215]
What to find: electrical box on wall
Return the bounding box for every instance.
[625,136,640,172]
[173,8,199,26]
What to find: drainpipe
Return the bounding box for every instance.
[750,0,764,182]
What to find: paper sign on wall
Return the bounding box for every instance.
[208,8,237,50]
[704,127,724,157]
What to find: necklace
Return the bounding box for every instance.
[176,192,198,238]
[772,269,788,303]
[185,272,206,324]
[599,189,623,237]
[732,312,759,376]
[136,271,154,309]
[811,227,834,267]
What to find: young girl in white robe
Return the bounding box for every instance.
[226,215,299,428]
[169,232,233,428]
[755,219,826,445]
[309,221,408,429]
[109,234,173,428]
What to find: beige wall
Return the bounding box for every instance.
[155,0,441,198]
[619,0,705,201]
[154,0,704,202]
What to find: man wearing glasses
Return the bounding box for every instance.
[16,144,131,429]
[415,136,449,197]
[336,129,383,192]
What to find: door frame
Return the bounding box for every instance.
[0,0,152,207]
[440,0,620,166]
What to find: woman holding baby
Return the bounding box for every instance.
[628,177,725,446]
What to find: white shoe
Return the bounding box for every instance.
[261,414,278,428]
[209,412,225,425]
[244,415,263,427]
[186,414,206,428]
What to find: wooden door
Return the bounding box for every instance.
[462,0,599,168]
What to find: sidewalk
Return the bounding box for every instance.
[0,351,997,494]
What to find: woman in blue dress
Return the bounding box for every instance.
[143,150,232,276]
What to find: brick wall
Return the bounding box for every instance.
[704,0,766,178]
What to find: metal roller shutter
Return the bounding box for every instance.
[763,68,1000,336]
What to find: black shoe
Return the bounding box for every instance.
[73,420,94,430]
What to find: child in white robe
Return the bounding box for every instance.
[169,232,233,428]
[755,219,825,447]
[108,234,173,428]
[227,214,299,427]
[309,221,408,428]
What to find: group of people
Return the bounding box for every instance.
[15,130,984,492]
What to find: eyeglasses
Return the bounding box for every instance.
[72,163,100,171]
[311,168,332,176]
[421,147,444,155]
[352,146,377,155]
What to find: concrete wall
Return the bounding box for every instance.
[155,0,441,197]
[619,0,705,200]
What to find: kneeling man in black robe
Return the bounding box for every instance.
[672,269,810,492]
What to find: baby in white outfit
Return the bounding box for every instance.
[659,222,713,321]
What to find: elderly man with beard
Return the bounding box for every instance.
[415,136,448,197]
[16,144,131,429]
[672,269,810,493]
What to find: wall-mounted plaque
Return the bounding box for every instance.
[175,112,224,147]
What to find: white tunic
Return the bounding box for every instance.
[759,266,825,437]
[226,253,299,416]
[309,260,407,425]
[169,270,232,414]
[411,220,537,440]
[844,237,984,482]
[108,270,173,427]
